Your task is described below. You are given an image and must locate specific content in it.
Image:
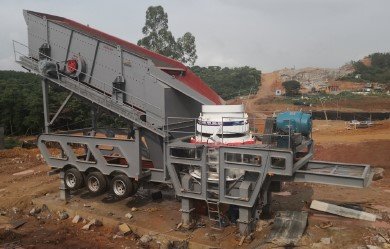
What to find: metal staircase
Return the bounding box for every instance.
[16,56,166,138]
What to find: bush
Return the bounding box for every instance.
[191,66,261,99]
[341,53,390,83]
[282,80,301,96]
[4,137,21,149]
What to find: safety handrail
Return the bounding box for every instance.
[166,115,294,148]
[13,40,165,136]
[12,40,163,116]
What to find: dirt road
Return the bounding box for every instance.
[237,68,390,114]
[256,72,281,99]
[241,72,282,118]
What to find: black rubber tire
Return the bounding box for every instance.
[269,181,282,192]
[86,171,107,195]
[64,168,84,190]
[261,191,272,218]
[131,180,139,195]
[262,204,271,216]
[110,175,133,199]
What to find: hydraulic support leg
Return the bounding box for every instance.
[237,181,255,235]
[91,107,97,130]
[181,198,194,228]
[41,79,50,133]
[260,179,272,217]
[181,174,195,227]
[59,170,70,202]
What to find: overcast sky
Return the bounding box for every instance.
[1,0,389,72]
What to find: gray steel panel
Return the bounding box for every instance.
[165,144,296,208]
[293,172,367,188]
[123,52,167,119]
[293,160,371,188]
[217,147,293,207]
[219,146,268,207]
[25,11,47,58]
[67,32,98,80]
[16,57,166,136]
[122,52,149,77]
[170,158,205,166]
[149,169,168,183]
[142,130,164,170]
[23,11,216,123]
[149,66,215,105]
[90,43,121,90]
[292,152,313,172]
[267,150,294,176]
[166,144,207,199]
[266,211,308,245]
[37,133,142,178]
[47,22,72,63]
[22,11,214,135]
[143,78,166,118]
[122,52,148,110]
[164,88,202,119]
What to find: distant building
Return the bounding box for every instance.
[365,83,373,88]
[373,84,383,92]
[326,85,340,94]
[363,88,371,93]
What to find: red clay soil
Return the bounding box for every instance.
[0,119,389,248]
[314,140,390,168]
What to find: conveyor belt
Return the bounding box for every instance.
[293,160,372,188]
[17,56,166,137]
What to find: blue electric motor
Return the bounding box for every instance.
[276,111,312,136]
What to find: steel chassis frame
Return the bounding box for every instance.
[13,40,372,236]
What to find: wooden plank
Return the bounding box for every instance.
[310,200,376,222]
[10,219,27,229]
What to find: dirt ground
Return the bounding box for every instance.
[0,119,389,248]
[230,70,390,113]
[236,92,390,114]
[0,148,141,249]
[2,66,388,248]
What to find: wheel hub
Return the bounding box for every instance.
[65,172,76,188]
[113,180,126,196]
[88,176,100,192]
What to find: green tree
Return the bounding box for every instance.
[137,6,197,66]
[0,71,42,135]
[340,52,390,83]
[0,71,95,135]
[177,32,198,66]
[282,80,301,96]
[191,66,261,99]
